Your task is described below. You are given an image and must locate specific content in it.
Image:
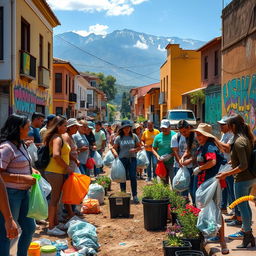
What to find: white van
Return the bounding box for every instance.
[166,109,197,129]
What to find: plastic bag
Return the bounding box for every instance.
[81,199,101,214]
[172,167,190,192]
[93,151,103,168]
[219,163,232,173]
[27,143,38,165]
[27,174,48,220]
[62,173,91,204]
[155,161,167,179]
[86,184,105,205]
[196,200,221,237]
[38,176,52,197]
[103,150,115,167]
[110,158,126,183]
[85,157,95,170]
[195,177,221,209]
[136,150,149,168]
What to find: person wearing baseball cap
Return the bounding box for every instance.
[152,119,176,184]
[192,123,229,254]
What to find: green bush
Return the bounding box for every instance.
[96,176,111,189]
[142,182,171,200]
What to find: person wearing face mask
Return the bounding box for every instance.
[152,119,176,184]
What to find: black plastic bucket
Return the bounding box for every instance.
[109,193,131,218]
[175,250,204,256]
[163,241,192,256]
[142,198,169,231]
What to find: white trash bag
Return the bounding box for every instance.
[136,150,149,168]
[103,150,115,167]
[196,200,221,237]
[195,177,221,209]
[219,163,232,173]
[110,158,126,183]
[86,184,105,205]
[93,151,103,168]
[27,143,38,165]
[38,176,52,198]
[172,167,191,192]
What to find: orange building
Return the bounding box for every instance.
[52,58,79,118]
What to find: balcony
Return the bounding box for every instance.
[159,92,166,104]
[38,66,50,88]
[20,51,36,80]
[69,92,77,103]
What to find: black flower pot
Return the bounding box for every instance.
[175,250,204,256]
[171,212,178,225]
[163,240,192,256]
[182,236,203,251]
[142,198,169,231]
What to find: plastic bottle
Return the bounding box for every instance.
[28,242,40,256]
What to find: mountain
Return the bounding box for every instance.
[53,29,205,87]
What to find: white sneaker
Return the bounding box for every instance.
[47,227,66,236]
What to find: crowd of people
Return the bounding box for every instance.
[0,111,255,255]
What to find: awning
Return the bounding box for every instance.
[182,87,206,96]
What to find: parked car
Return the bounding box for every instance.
[166,109,197,129]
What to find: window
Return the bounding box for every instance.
[69,75,71,94]
[47,42,51,69]
[56,107,63,115]
[214,51,219,76]
[87,94,92,104]
[39,35,43,66]
[65,74,68,94]
[55,73,62,93]
[21,18,30,52]
[0,7,3,60]
[204,56,208,80]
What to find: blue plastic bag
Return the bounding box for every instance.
[103,150,115,167]
[86,184,105,205]
[136,150,149,168]
[110,158,126,183]
[93,151,103,168]
[172,167,190,192]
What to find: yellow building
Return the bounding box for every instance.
[0,0,60,124]
[159,44,201,120]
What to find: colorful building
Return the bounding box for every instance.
[222,0,256,134]
[53,58,79,118]
[0,0,60,126]
[159,44,201,120]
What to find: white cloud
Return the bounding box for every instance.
[157,44,165,52]
[46,0,147,16]
[134,40,148,50]
[73,24,109,37]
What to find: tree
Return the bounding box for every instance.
[120,92,131,119]
[107,103,117,123]
[88,72,117,101]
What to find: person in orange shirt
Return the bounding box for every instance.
[141,121,160,181]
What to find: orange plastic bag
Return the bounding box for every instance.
[81,199,101,214]
[62,173,91,204]
[155,161,167,179]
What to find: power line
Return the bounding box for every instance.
[55,35,159,82]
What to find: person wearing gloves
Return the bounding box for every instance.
[192,123,229,254]
[216,114,256,247]
[111,120,141,204]
[152,119,176,184]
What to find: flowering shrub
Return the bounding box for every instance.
[96,176,111,189]
[166,224,183,247]
[175,204,201,239]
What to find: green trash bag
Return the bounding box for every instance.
[27,173,48,220]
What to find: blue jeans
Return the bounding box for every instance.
[234,179,256,232]
[120,157,137,197]
[173,167,196,204]
[0,188,36,256]
[79,164,90,176]
[146,151,157,179]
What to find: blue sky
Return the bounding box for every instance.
[47,0,233,41]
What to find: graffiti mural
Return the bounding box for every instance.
[13,81,48,115]
[222,74,256,134]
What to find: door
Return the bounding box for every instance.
[0,93,9,128]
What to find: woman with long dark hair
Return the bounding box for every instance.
[111,120,141,204]
[44,116,72,236]
[217,114,256,247]
[0,114,37,255]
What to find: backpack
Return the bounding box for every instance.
[249,144,256,177]
[34,137,63,171]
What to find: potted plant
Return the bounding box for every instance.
[163,224,192,256]
[175,204,203,251]
[142,181,170,231]
[96,176,112,195]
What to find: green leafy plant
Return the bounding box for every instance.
[166,224,183,247]
[96,176,111,189]
[189,90,205,105]
[142,182,171,200]
[168,190,186,210]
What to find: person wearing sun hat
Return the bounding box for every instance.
[111,120,141,204]
[192,123,229,254]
